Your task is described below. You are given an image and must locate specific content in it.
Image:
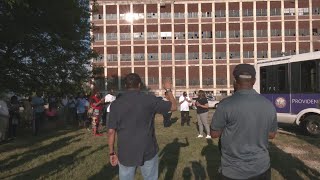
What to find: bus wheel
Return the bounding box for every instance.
[304,115,320,136]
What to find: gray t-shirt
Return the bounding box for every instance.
[211,89,277,179]
[108,90,171,166]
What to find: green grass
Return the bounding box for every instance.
[0,110,319,180]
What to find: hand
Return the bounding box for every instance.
[195,102,200,106]
[110,154,118,166]
[163,79,172,90]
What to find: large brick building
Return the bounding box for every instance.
[90,0,320,96]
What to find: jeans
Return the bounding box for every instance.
[163,112,172,127]
[197,112,210,135]
[118,154,158,180]
[180,111,190,126]
[34,112,44,136]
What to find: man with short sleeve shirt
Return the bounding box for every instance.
[210,64,278,180]
[179,92,192,126]
[107,73,177,180]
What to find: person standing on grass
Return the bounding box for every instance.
[90,91,104,136]
[104,89,116,127]
[76,92,89,128]
[32,91,45,136]
[108,73,177,180]
[179,92,192,126]
[0,98,9,142]
[162,91,172,127]
[195,90,211,139]
[210,64,278,180]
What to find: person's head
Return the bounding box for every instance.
[124,73,141,89]
[233,64,256,90]
[183,92,187,97]
[198,90,206,99]
[10,95,18,103]
[36,91,42,97]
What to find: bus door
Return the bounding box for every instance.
[260,64,290,113]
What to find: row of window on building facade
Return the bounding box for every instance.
[93,28,319,41]
[94,49,312,62]
[92,7,320,20]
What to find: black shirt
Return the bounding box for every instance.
[108,90,171,166]
[196,98,208,114]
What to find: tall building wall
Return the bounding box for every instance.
[90,0,320,96]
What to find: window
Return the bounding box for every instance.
[92,14,103,20]
[107,54,117,62]
[260,64,289,93]
[174,32,185,39]
[243,51,254,58]
[229,10,239,17]
[216,52,226,59]
[188,32,199,39]
[229,30,240,38]
[284,8,295,16]
[134,53,145,61]
[94,54,103,62]
[148,53,158,61]
[161,32,172,39]
[188,53,199,60]
[271,50,282,58]
[299,29,309,36]
[106,33,117,40]
[271,29,281,37]
[203,52,213,59]
[215,31,226,38]
[257,30,268,37]
[312,7,320,15]
[243,9,253,16]
[243,30,253,37]
[106,14,117,20]
[215,10,225,17]
[202,31,212,39]
[188,12,198,18]
[120,54,131,61]
[120,33,131,40]
[93,33,104,41]
[256,9,267,16]
[174,12,185,19]
[161,53,172,60]
[285,29,296,36]
[133,32,144,40]
[229,52,240,59]
[270,8,281,16]
[298,8,309,15]
[202,12,212,18]
[148,77,159,85]
[160,12,171,19]
[257,51,268,59]
[147,32,158,39]
[146,13,157,18]
[291,60,320,93]
[175,53,186,60]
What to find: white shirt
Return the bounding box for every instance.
[104,94,116,112]
[179,95,190,111]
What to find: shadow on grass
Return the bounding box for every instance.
[182,167,192,180]
[6,144,107,179]
[270,143,320,180]
[0,133,83,172]
[88,163,118,180]
[201,139,221,180]
[190,160,206,180]
[0,127,78,154]
[278,124,320,149]
[159,138,189,180]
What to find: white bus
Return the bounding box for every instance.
[254,52,320,136]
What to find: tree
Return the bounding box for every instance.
[0,0,96,95]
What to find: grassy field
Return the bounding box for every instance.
[0,110,319,180]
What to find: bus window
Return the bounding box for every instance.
[301,60,317,93]
[291,62,301,93]
[317,60,320,92]
[260,67,267,93]
[276,64,289,93]
[260,66,274,93]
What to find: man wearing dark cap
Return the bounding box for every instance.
[210,64,278,180]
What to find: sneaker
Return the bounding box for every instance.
[206,135,211,139]
[197,134,203,138]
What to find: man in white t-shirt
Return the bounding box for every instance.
[104,91,116,126]
[0,99,9,142]
[179,92,192,126]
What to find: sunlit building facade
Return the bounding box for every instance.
[90,0,320,96]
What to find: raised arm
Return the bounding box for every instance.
[163,80,177,111]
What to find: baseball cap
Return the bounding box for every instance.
[233,64,256,79]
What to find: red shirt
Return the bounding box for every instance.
[90,95,103,111]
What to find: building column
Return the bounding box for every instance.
[239,1,243,64]
[226,2,231,95]
[212,2,217,95]
[199,2,203,89]
[309,0,313,52]
[158,3,162,91]
[130,3,134,72]
[253,1,257,64]
[267,0,271,59]
[103,4,108,91]
[281,0,285,54]
[144,3,148,87]
[171,2,176,94]
[185,3,189,95]
[295,0,299,54]
[116,4,121,90]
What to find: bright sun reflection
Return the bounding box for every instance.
[124,13,141,22]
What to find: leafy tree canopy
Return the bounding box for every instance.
[0,0,96,96]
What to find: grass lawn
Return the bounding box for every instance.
[0,110,319,180]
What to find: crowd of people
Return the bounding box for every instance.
[0,63,279,180]
[0,89,117,141]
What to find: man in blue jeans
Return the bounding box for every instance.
[108,73,177,180]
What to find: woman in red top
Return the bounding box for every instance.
[90,91,104,136]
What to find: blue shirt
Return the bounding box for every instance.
[31,96,44,113]
[76,98,89,114]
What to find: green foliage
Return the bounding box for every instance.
[0,0,96,95]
